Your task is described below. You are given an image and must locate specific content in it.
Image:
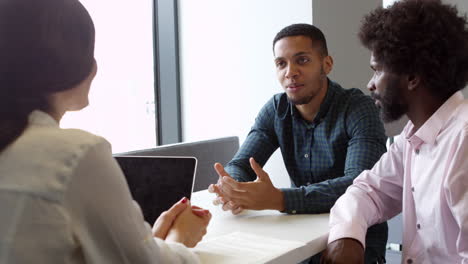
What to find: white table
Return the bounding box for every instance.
[191,190,330,264]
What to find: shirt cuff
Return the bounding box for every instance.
[279,187,304,214]
[327,222,367,249]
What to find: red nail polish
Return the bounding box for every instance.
[181,197,187,203]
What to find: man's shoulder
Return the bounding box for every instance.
[449,100,468,139]
[329,81,375,110]
[454,100,468,123]
[261,92,290,116]
[331,81,368,99]
[271,92,288,104]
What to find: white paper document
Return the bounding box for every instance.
[193,232,306,264]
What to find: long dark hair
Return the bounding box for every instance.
[0,0,95,152]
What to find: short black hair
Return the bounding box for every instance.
[273,23,328,56]
[359,0,468,99]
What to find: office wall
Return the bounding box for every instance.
[313,0,381,93]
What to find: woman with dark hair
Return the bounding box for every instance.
[0,0,210,263]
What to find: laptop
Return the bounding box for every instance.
[113,156,197,224]
[115,136,239,192]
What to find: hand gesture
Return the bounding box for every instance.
[217,157,284,211]
[208,162,246,214]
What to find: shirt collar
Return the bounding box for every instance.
[290,78,337,124]
[28,110,59,127]
[405,91,465,145]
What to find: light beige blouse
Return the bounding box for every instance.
[0,111,200,264]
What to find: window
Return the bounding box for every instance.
[60,0,156,153]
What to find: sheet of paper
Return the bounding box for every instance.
[193,232,306,264]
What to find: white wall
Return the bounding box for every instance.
[178,0,312,187]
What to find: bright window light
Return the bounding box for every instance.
[383,0,399,8]
[60,1,156,153]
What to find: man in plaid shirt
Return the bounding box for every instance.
[209,23,388,263]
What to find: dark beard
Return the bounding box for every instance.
[372,77,408,123]
[290,95,314,105]
[289,66,325,106]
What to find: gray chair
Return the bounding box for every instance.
[115,136,239,192]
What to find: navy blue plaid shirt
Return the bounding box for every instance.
[225,80,389,261]
[225,80,387,213]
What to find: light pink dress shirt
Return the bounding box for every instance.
[328,91,468,264]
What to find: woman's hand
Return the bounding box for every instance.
[165,201,211,248]
[152,197,189,239]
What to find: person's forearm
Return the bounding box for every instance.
[328,187,373,247]
[280,175,354,214]
[272,188,285,211]
[224,162,256,182]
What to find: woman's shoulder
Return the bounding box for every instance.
[50,127,108,149]
[18,127,110,156]
[24,125,110,152]
[21,111,111,154]
[0,125,112,202]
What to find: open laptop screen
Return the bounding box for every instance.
[114,156,197,224]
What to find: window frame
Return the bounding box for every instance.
[153,0,182,145]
